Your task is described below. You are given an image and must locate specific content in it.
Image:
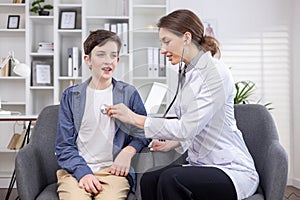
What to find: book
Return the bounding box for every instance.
[37,42,54,53]
[12,0,23,4]
[1,57,9,77]
[7,129,26,150]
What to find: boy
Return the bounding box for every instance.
[55,30,149,200]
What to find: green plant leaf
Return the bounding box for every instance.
[31,0,44,6]
[43,5,53,10]
[234,80,274,110]
[234,81,255,104]
[30,7,39,13]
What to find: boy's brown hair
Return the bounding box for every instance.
[83,29,122,55]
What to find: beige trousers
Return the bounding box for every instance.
[56,168,130,200]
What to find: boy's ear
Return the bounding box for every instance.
[84,54,89,61]
[84,55,92,66]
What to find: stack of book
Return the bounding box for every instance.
[12,0,24,3]
[1,57,13,77]
[37,42,54,53]
[7,129,26,150]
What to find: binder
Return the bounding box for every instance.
[153,47,159,78]
[72,47,79,77]
[67,48,73,77]
[147,47,154,77]
[110,24,117,33]
[159,49,166,77]
[104,23,110,31]
[122,23,128,54]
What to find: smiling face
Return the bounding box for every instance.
[159,28,185,65]
[85,41,120,83]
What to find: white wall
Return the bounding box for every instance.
[169,0,298,187]
[291,0,300,187]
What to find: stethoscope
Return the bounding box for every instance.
[100,42,186,116]
[162,42,186,118]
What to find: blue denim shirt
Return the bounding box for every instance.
[55,77,149,193]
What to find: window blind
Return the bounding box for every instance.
[220,25,290,146]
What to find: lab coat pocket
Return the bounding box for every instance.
[209,148,234,165]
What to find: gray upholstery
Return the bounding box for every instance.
[16,105,60,200]
[15,104,288,200]
[132,104,288,200]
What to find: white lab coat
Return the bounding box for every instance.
[144,51,259,199]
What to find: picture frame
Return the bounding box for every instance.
[59,11,77,29]
[203,19,217,37]
[7,15,20,29]
[31,60,53,86]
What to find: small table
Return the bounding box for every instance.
[0,115,38,200]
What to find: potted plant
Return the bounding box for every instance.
[234,80,273,110]
[30,0,53,16]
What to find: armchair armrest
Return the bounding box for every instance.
[15,143,49,200]
[262,142,288,200]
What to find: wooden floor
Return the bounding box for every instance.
[284,185,300,200]
[0,185,300,200]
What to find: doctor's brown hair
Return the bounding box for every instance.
[157,9,220,58]
[83,29,122,56]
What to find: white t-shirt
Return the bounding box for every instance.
[77,85,115,172]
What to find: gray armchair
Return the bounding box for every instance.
[132,104,288,200]
[15,105,59,200]
[15,104,288,200]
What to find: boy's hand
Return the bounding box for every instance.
[79,174,102,195]
[109,146,136,176]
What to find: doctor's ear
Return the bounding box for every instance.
[184,32,192,44]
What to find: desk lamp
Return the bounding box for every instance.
[0,51,30,115]
[0,50,30,77]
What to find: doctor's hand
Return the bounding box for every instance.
[79,174,103,195]
[107,104,147,129]
[109,146,136,177]
[107,103,135,124]
[150,140,180,152]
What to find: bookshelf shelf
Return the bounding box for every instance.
[30,52,54,57]
[0,29,26,32]
[57,29,82,35]
[0,3,25,7]
[0,0,170,181]
[0,101,26,105]
[57,4,82,8]
[30,86,55,90]
[133,5,167,8]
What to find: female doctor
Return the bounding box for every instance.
[107,9,259,200]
